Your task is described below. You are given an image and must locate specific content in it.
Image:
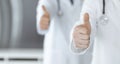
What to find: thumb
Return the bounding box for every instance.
[42,5,48,13]
[84,13,90,25]
[42,5,49,17]
[83,13,91,33]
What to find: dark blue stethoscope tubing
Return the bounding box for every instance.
[103,0,105,14]
[57,0,74,16]
[57,0,61,12]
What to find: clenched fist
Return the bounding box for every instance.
[40,5,50,30]
[73,13,91,49]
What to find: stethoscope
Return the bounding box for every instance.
[57,0,109,25]
[57,0,63,16]
[99,0,109,25]
[57,0,74,16]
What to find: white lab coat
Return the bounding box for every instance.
[70,0,120,64]
[37,0,93,64]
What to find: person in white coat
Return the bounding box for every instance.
[36,0,93,64]
[70,0,120,64]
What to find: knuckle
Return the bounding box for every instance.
[84,40,90,44]
[40,25,48,30]
[84,35,90,39]
[85,40,89,44]
[85,35,90,39]
[75,45,81,48]
[84,45,88,48]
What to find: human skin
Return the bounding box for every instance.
[40,5,50,30]
[73,13,91,49]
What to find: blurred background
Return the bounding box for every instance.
[0,0,44,64]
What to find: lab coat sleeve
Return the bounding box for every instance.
[70,0,98,55]
[36,0,53,35]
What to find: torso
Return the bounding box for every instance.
[93,0,120,64]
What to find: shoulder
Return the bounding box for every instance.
[84,0,101,9]
[82,0,102,15]
[38,0,56,5]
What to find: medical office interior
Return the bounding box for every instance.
[0,0,93,64]
[3,0,120,64]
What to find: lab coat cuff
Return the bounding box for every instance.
[70,34,93,55]
[70,41,88,55]
[37,29,49,35]
[37,23,49,35]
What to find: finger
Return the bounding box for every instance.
[73,30,88,39]
[75,25,89,34]
[84,13,91,34]
[73,27,90,40]
[73,34,89,41]
[83,13,91,34]
[77,27,88,34]
[40,24,49,30]
[75,24,85,30]
[75,44,89,49]
[84,13,90,26]
[40,22,49,27]
[42,5,48,13]
[43,14,50,17]
[77,40,90,45]
[41,17,50,22]
[74,39,87,45]
[78,34,90,40]
[73,35,89,44]
[40,21,49,26]
[75,25,84,31]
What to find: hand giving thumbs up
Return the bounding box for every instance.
[40,5,50,30]
[73,13,91,49]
